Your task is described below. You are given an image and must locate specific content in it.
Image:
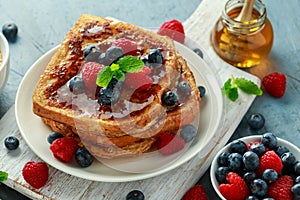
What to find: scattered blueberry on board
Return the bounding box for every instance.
[2,22,18,42]
[247,113,265,130]
[126,190,145,200]
[4,136,19,150]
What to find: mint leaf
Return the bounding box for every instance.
[222,76,262,101]
[110,63,120,71]
[117,56,144,73]
[0,171,8,182]
[96,66,113,88]
[113,70,125,82]
[222,78,238,101]
[235,78,263,96]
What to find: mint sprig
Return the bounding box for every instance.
[0,171,8,182]
[96,55,144,88]
[222,76,262,101]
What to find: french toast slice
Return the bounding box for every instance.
[32,14,200,158]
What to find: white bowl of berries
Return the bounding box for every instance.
[210,133,300,200]
[0,31,10,91]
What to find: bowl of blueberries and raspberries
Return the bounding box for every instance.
[210,132,300,200]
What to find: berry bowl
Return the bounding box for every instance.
[0,32,10,91]
[210,134,300,200]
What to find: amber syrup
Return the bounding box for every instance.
[211,7,273,68]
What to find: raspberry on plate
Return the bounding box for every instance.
[82,62,104,92]
[22,161,49,189]
[50,137,78,163]
[124,66,153,90]
[112,38,138,55]
[157,19,185,44]
[219,172,249,200]
[156,131,185,156]
[262,72,286,98]
[268,175,294,200]
[182,185,209,200]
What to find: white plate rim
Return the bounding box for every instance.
[15,42,223,182]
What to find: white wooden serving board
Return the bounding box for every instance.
[0,0,260,199]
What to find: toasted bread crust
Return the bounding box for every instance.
[32,14,200,158]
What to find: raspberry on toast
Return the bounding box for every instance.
[32,15,200,158]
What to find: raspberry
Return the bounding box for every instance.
[182,185,209,200]
[112,38,138,55]
[157,19,185,43]
[22,161,49,189]
[268,175,294,200]
[219,172,249,200]
[262,72,286,98]
[82,62,104,91]
[256,150,283,176]
[124,66,153,90]
[156,131,185,156]
[246,141,260,151]
[50,137,78,163]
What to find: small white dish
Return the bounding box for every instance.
[210,135,300,200]
[0,32,10,91]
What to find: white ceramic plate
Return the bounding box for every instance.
[15,42,223,182]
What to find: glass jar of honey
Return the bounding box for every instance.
[211,0,273,68]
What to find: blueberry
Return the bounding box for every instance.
[281,152,297,167]
[262,169,278,184]
[106,46,124,64]
[162,90,179,107]
[179,124,197,143]
[47,132,63,144]
[217,152,230,167]
[245,196,259,200]
[107,78,121,90]
[294,162,300,176]
[291,183,300,199]
[228,152,243,171]
[197,85,206,98]
[215,166,230,183]
[4,136,19,150]
[249,143,266,157]
[247,113,265,130]
[83,45,101,59]
[69,76,85,94]
[192,48,203,59]
[98,53,110,65]
[146,49,163,68]
[98,87,120,106]
[243,171,257,185]
[229,140,247,154]
[250,179,268,197]
[243,151,259,171]
[126,190,145,200]
[75,147,93,168]
[262,198,274,200]
[275,145,289,157]
[2,23,18,42]
[262,132,278,149]
[177,81,191,97]
[295,176,300,184]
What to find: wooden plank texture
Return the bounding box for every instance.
[0,0,260,199]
